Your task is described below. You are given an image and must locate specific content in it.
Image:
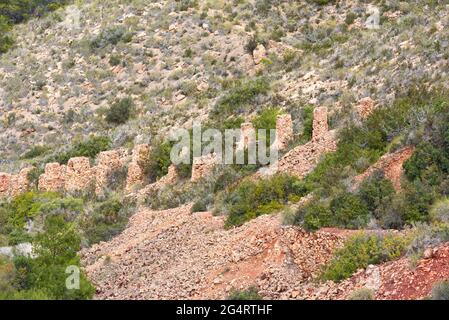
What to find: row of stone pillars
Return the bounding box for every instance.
[0,107,332,198]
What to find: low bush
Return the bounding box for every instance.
[90,26,132,49]
[406,222,449,260]
[20,145,50,160]
[212,78,270,119]
[322,233,406,282]
[217,174,310,228]
[81,196,135,246]
[6,215,95,299]
[52,135,111,164]
[252,107,281,148]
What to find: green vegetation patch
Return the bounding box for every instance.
[322,233,406,282]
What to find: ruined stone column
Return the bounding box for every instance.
[276,114,293,150]
[125,144,150,193]
[312,107,329,141]
[10,167,34,197]
[357,97,376,119]
[95,150,125,196]
[38,163,67,193]
[65,157,94,194]
[191,153,219,182]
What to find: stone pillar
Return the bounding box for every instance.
[10,167,34,197]
[238,122,255,150]
[357,97,376,119]
[65,157,94,194]
[191,153,219,182]
[95,150,125,195]
[276,114,293,150]
[38,163,67,193]
[312,107,329,140]
[0,173,12,198]
[125,144,150,193]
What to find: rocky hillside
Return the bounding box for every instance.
[1,0,449,169]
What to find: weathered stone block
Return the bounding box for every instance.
[38,163,67,193]
[65,157,94,194]
[0,173,12,198]
[276,114,293,150]
[312,107,329,141]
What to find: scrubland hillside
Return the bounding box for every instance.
[2,0,449,300]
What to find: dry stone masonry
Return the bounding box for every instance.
[38,163,67,193]
[356,97,376,119]
[0,168,34,198]
[65,157,95,194]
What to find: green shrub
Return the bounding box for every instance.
[19,215,94,299]
[295,200,333,232]
[431,280,449,300]
[53,135,111,164]
[90,26,132,49]
[407,223,449,259]
[345,12,357,25]
[322,233,406,282]
[109,54,121,66]
[330,194,370,229]
[81,197,135,245]
[0,192,83,245]
[212,78,270,119]
[359,172,395,216]
[294,193,369,231]
[429,198,449,224]
[252,107,281,148]
[219,174,310,228]
[146,140,172,182]
[228,287,262,300]
[105,97,134,125]
[20,145,50,160]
